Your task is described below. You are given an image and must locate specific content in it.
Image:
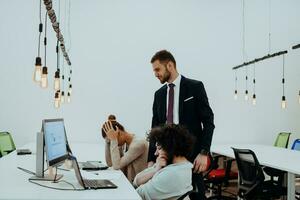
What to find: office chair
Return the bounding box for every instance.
[0,132,16,157]
[291,138,300,151]
[177,190,193,200]
[263,132,291,185]
[232,147,286,200]
[204,154,238,200]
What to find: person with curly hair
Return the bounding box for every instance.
[101,115,148,183]
[134,124,195,200]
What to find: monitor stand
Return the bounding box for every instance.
[30,166,63,181]
[29,132,63,181]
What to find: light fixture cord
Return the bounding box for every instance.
[253,63,256,94]
[282,55,285,96]
[268,0,271,54]
[235,70,237,90]
[44,11,48,66]
[37,0,42,57]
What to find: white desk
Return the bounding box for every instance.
[211,144,300,200]
[0,142,141,200]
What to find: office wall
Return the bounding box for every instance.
[0,0,300,148]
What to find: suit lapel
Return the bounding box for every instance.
[179,76,186,123]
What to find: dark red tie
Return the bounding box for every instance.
[167,83,175,124]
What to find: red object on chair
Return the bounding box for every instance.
[208,169,238,180]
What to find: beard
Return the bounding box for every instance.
[159,69,171,84]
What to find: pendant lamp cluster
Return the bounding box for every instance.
[33,0,73,109]
[233,0,299,109]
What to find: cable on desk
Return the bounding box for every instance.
[28,179,84,191]
[17,167,36,175]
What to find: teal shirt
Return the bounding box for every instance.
[135,161,193,200]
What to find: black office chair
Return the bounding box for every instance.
[232,148,286,200]
[177,190,193,200]
[204,154,238,200]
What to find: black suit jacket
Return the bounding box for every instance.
[148,76,215,162]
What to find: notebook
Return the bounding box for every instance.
[71,156,117,189]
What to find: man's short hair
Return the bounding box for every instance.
[150,50,176,67]
[148,124,195,162]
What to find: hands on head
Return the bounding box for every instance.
[102,121,119,141]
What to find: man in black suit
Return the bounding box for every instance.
[148,50,215,200]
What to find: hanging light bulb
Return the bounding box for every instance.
[54,70,60,90]
[69,84,72,94]
[67,92,71,103]
[57,90,61,102]
[252,94,256,105]
[40,66,48,88]
[54,92,60,109]
[61,91,65,103]
[281,96,286,109]
[281,55,286,109]
[234,90,238,100]
[245,90,248,101]
[33,57,42,82]
[251,64,257,106]
[234,72,238,100]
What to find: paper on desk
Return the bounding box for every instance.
[81,170,122,180]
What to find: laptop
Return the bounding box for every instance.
[71,156,117,189]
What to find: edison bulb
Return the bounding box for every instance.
[234,90,238,100]
[67,92,71,103]
[281,96,286,109]
[244,90,249,101]
[252,94,256,105]
[61,91,65,103]
[54,71,60,91]
[33,57,42,82]
[54,92,60,109]
[40,66,48,88]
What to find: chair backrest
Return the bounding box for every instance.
[0,132,16,157]
[274,132,291,148]
[232,148,264,187]
[291,139,300,151]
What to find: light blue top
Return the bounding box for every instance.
[135,161,193,200]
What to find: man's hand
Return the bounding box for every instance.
[102,121,118,141]
[155,152,167,170]
[193,153,209,173]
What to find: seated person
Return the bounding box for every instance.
[133,124,195,200]
[101,115,148,183]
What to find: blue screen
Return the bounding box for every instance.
[44,120,67,163]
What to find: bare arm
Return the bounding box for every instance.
[110,140,146,170]
[134,153,167,187]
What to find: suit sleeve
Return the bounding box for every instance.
[196,82,215,152]
[148,92,159,162]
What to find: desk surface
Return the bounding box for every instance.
[211,144,300,175]
[0,142,141,200]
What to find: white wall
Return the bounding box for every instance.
[0,0,299,148]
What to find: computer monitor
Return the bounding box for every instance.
[30,118,71,181]
[43,119,69,167]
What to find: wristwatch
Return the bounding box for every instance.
[200,149,210,156]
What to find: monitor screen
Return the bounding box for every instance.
[43,119,68,167]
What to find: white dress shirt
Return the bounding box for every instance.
[166,75,181,124]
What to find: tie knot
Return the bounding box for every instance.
[168,83,175,88]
